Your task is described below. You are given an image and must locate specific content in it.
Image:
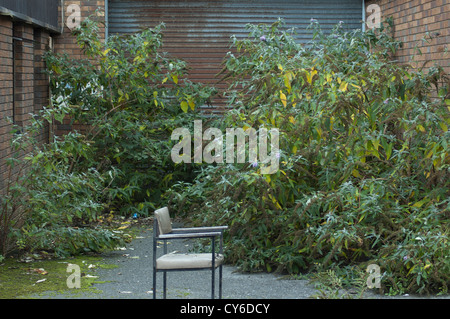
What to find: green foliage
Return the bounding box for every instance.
[44,18,215,216]
[167,20,450,295]
[1,16,215,257]
[308,267,369,299]
[1,114,124,257]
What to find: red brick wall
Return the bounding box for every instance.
[34,29,51,144]
[0,16,51,194]
[54,0,106,59]
[366,0,449,74]
[13,24,35,128]
[0,16,14,193]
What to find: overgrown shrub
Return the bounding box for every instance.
[44,17,216,216]
[1,112,124,257]
[1,17,215,257]
[167,20,449,295]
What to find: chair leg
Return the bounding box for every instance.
[219,265,223,299]
[163,271,167,299]
[211,266,215,299]
[153,268,156,299]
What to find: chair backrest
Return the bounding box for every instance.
[154,207,172,236]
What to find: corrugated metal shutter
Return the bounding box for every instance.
[108,0,363,110]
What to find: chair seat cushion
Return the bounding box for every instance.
[156,253,224,270]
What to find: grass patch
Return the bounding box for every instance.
[0,254,118,299]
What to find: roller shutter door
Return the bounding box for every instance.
[108,0,363,110]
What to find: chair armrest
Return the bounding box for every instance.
[158,231,223,240]
[171,226,228,234]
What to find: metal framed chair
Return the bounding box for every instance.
[152,207,228,299]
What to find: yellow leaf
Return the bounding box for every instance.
[162,77,168,84]
[284,73,292,93]
[339,81,348,92]
[172,74,179,84]
[352,169,362,178]
[372,139,380,151]
[433,158,440,167]
[289,116,296,124]
[316,127,322,139]
[117,225,129,230]
[102,48,111,56]
[277,64,283,71]
[306,68,317,84]
[412,199,428,208]
[188,99,195,111]
[280,91,287,107]
[406,265,416,276]
[180,100,188,113]
[268,194,282,209]
[417,124,425,133]
[292,145,297,154]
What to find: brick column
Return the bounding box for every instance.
[34,29,51,144]
[13,23,35,128]
[0,16,14,193]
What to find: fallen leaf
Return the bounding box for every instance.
[35,279,46,284]
[31,268,48,275]
[21,257,34,263]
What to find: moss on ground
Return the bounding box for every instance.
[0,254,119,299]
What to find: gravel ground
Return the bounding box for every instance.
[33,224,449,300]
